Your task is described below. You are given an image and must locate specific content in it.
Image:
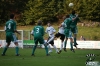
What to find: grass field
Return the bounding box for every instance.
[0,48,100,66]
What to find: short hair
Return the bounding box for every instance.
[10,14,14,19]
[37,20,42,25]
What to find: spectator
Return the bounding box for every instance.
[80,35,85,41]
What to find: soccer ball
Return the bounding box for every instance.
[69,3,74,7]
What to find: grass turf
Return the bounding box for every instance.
[0,48,100,66]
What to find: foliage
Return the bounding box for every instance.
[0,0,100,25]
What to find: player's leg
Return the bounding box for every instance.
[68,31,75,53]
[59,34,65,52]
[2,33,11,56]
[50,40,59,53]
[49,37,59,53]
[70,38,75,53]
[31,37,38,56]
[73,27,78,48]
[2,42,10,56]
[39,37,49,56]
[46,37,52,53]
[47,44,53,53]
[64,29,69,52]
[64,37,68,52]
[46,36,55,44]
[13,33,20,56]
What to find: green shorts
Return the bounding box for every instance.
[6,32,18,43]
[70,26,78,34]
[64,29,72,38]
[34,36,44,44]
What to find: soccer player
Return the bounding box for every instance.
[55,16,66,52]
[63,14,75,52]
[1,14,20,56]
[45,22,59,54]
[70,10,80,48]
[31,20,49,56]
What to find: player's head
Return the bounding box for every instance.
[47,21,51,27]
[72,10,75,15]
[10,14,15,19]
[37,20,42,25]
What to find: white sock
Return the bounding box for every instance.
[53,45,59,52]
[60,43,63,50]
[47,37,54,43]
[47,45,52,51]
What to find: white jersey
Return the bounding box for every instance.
[58,22,65,34]
[45,26,56,37]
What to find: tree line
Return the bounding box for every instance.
[0,0,100,25]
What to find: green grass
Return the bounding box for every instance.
[0,48,100,66]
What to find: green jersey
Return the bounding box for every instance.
[5,19,16,33]
[64,18,72,37]
[64,18,72,29]
[70,14,79,27]
[33,25,44,37]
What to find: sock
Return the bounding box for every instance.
[64,40,67,48]
[15,46,19,55]
[60,42,63,50]
[74,37,76,45]
[2,46,8,54]
[47,45,52,51]
[70,42,73,50]
[53,45,58,52]
[44,46,48,55]
[32,45,37,54]
[47,37,54,43]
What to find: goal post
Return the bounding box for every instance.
[0,30,24,48]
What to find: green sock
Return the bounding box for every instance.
[15,46,19,55]
[74,38,76,45]
[70,42,73,50]
[44,46,48,55]
[32,45,37,54]
[2,46,8,54]
[64,41,67,48]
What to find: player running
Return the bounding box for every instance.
[70,10,80,48]
[45,22,59,54]
[31,20,49,56]
[55,16,66,52]
[1,14,20,56]
[63,14,75,53]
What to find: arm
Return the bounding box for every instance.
[31,30,34,36]
[72,14,78,21]
[14,22,20,34]
[14,30,20,34]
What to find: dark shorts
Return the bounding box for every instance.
[55,32,65,41]
[34,36,44,44]
[70,26,78,34]
[47,37,54,45]
[6,32,18,43]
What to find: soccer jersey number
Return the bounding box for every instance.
[36,28,39,33]
[8,23,11,29]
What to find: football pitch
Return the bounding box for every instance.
[0,48,100,66]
